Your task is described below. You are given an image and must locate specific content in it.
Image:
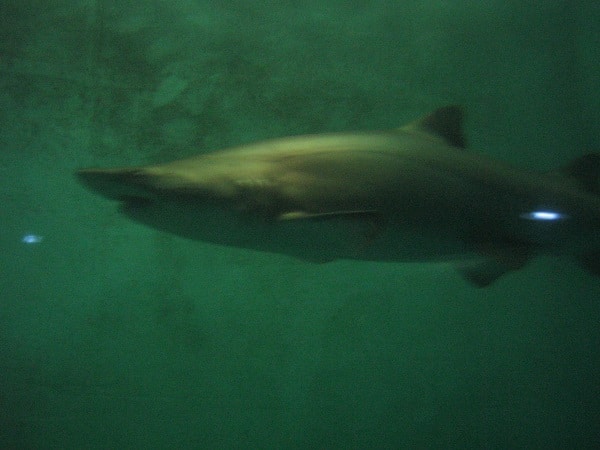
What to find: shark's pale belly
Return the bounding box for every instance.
[122,197,473,262]
[121,194,595,264]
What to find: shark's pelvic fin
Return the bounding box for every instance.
[579,250,600,277]
[456,244,532,287]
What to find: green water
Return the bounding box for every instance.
[1,1,599,448]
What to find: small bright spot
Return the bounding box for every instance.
[22,234,44,244]
[519,210,568,221]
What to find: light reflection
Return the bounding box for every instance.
[21,234,44,244]
[519,210,569,221]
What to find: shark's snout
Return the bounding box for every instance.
[76,168,153,202]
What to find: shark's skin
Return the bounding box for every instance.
[76,106,600,286]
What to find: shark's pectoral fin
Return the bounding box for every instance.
[278,210,383,238]
[278,210,385,252]
[456,244,532,287]
[277,210,380,221]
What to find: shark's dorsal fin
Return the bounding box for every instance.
[400,105,466,149]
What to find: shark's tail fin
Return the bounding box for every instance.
[557,153,600,277]
[557,153,600,195]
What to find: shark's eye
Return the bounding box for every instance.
[519,210,569,221]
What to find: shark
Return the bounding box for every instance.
[76,106,600,286]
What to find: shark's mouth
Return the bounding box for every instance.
[119,195,154,211]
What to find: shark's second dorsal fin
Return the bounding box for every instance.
[556,153,600,195]
[401,105,466,149]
